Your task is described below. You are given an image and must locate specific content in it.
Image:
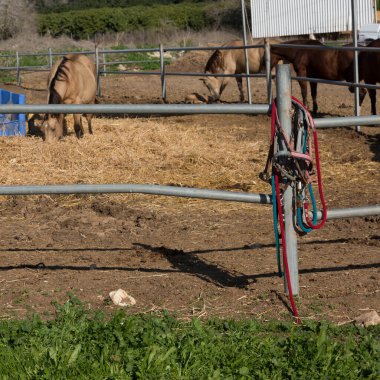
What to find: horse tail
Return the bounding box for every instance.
[205,49,224,73]
[47,56,70,104]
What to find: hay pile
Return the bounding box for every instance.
[0,115,269,210]
[0,115,378,211]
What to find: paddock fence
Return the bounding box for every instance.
[0,65,379,297]
[3,41,380,109]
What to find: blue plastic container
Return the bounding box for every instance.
[0,89,26,136]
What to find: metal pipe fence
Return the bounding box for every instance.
[0,103,271,115]
[270,43,380,52]
[0,66,379,297]
[4,103,380,129]
[3,40,380,107]
[0,184,377,221]
[0,184,272,204]
[292,75,380,91]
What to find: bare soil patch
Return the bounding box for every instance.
[0,50,379,323]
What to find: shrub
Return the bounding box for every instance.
[38,4,212,39]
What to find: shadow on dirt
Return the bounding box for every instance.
[0,237,379,288]
[367,132,380,162]
[0,261,178,274]
[133,242,380,288]
[134,243,251,288]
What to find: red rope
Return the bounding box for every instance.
[270,99,301,323]
[269,96,327,323]
[274,171,301,324]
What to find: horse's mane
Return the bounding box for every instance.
[48,56,70,104]
[205,49,224,73]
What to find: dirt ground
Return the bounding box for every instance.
[0,51,379,324]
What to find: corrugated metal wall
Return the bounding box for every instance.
[250,0,375,38]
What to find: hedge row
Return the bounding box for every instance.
[38,4,211,39]
[34,0,210,13]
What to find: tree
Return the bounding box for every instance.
[0,0,37,40]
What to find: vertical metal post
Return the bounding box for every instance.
[16,51,21,86]
[276,64,299,295]
[159,44,167,103]
[351,0,360,132]
[102,52,107,77]
[48,48,53,68]
[18,93,26,135]
[241,0,252,104]
[265,40,272,104]
[95,47,101,97]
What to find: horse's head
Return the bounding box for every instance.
[348,85,367,105]
[42,114,65,142]
[200,73,225,103]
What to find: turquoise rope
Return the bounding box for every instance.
[307,183,318,225]
[296,122,318,232]
[297,206,312,233]
[271,175,282,277]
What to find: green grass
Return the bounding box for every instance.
[107,45,171,71]
[0,45,170,84]
[0,294,379,379]
[0,50,50,83]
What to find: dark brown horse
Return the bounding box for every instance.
[270,39,366,113]
[356,39,380,114]
[42,54,97,142]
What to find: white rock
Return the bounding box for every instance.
[109,289,136,307]
[354,310,380,327]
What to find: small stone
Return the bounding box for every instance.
[109,289,136,307]
[354,310,380,327]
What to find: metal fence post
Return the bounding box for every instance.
[48,48,53,68]
[16,51,21,86]
[265,40,272,104]
[276,64,299,296]
[351,0,360,132]
[159,44,167,103]
[102,52,107,77]
[95,47,101,97]
[241,0,252,104]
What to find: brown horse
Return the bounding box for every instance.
[42,54,97,142]
[356,39,380,114]
[201,39,280,102]
[270,39,367,113]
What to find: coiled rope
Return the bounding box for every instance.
[261,96,327,324]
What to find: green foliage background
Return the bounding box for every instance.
[34,0,212,13]
[36,1,242,40]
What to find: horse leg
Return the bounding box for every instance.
[235,77,244,102]
[73,114,84,138]
[298,80,309,110]
[86,114,93,134]
[310,82,318,114]
[219,80,228,99]
[349,85,367,107]
[369,89,377,115]
[294,66,309,109]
